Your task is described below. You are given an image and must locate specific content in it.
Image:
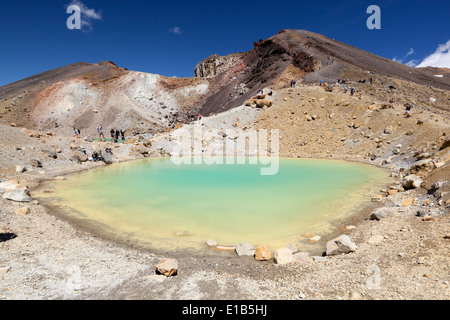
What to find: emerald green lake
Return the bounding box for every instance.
[35,158,390,253]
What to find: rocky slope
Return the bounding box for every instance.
[0,61,211,138]
[194,29,450,117]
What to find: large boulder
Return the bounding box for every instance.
[102,152,114,164]
[235,242,255,256]
[370,207,395,220]
[255,99,272,108]
[274,248,293,265]
[326,235,357,256]
[155,258,178,277]
[3,187,32,202]
[402,174,423,189]
[409,160,435,175]
[439,138,450,150]
[254,245,271,261]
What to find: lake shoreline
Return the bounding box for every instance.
[32,157,393,258]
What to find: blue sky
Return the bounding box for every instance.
[0,0,449,86]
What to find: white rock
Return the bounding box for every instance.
[15,165,26,173]
[275,248,293,265]
[235,242,255,256]
[205,239,218,247]
[402,174,423,190]
[3,187,32,202]
[326,235,357,256]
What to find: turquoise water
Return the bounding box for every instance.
[36,158,390,253]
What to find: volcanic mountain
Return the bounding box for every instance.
[0,29,448,137]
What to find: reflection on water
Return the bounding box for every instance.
[35,158,390,253]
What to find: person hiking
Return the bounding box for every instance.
[110,129,115,142]
[97,125,105,141]
[120,129,126,143]
[319,79,322,86]
[350,88,355,96]
[73,127,80,138]
[114,129,120,143]
[405,104,412,117]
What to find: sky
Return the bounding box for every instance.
[0,0,449,86]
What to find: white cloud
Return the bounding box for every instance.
[169,26,183,35]
[405,59,420,67]
[392,48,414,64]
[67,1,102,30]
[415,40,450,68]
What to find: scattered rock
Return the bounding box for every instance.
[102,152,114,164]
[416,210,429,217]
[254,245,272,261]
[384,127,393,134]
[370,207,395,220]
[326,235,357,256]
[402,175,423,190]
[255,99,272,108]
[235,242,255,256]
[155,258,178,277]
[439,138,450,150]
[308,235,321,242]
[3,187,32,202]
[274,248,293,265]
[15,165,26,173]
[388,189,398,196]
[205,239,218,247]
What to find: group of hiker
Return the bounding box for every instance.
[72,125,126,143]
[97,125,126,143]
